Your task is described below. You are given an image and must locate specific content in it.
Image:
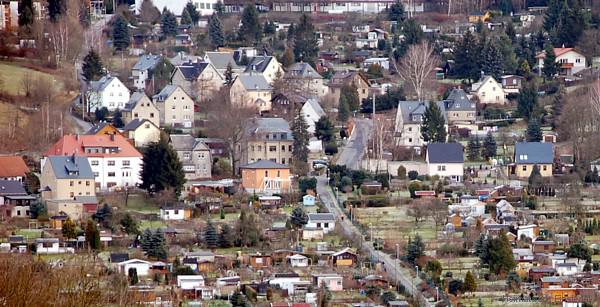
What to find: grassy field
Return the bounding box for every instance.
[16,228,43,239]
[0,102,29,128]
[139,220,166,230]
[353,206,438,242]
[0,62,59,96]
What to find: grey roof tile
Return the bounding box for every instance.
[47,156,94,180]
[427,143,464,163]
[515,142,554,164]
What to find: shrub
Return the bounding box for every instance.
[397,166,407,179]
[324,142,339,155]
[408,170,419,180]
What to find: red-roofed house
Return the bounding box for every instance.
[0,156,30,182]
[536,48,586,76]
[43,135,143,190]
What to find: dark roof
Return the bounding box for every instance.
[46,156,95,180]
[85,122,113,135]
[396,101,447,124]
[244,56,274,74]
[176,61,211,81]
[240,160,290,169]
[132,54,161,72]
[308,213,335,222]
[0,180,27,196]
[427,143,464,163]
[110,253,129,263]
[123,118,155,131]
[515,142,554,164]
[284,63,322,79]
[123,92,153,112]
[443,89,475,111]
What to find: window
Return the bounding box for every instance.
[70,192,74,197]
[108,172,116,177]
[172,115,176,120]
[78,181,82,185]
[93,172,99,177]
[265,170,268,177]
[269,146,277,152]
[281,158,285,164]
[408,127,412,132]
[576,58,581,63]
[174,209,179,214]
[70,181,74,186]
[145,124,150,129]
[86,181,90,186]
[150,113,155,118]
[437,165,446,171]
[183,152,191,159]
[522,165,527,171]
[408,138,412,143]
[251,145,255,152]
[172,105,176,110]
[288,145,292,151]
[277,170,281,177]
[324,223,329,227]
[122,160,130,166]
[542,165,547,171]
[317,223,321,227]
[91,160,99,166]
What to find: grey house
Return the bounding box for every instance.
[169,135,212,180]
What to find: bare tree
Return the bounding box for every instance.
[372,114,393,163]
[590,81,600,117]
[206,86,257,174]
[431,199,449,231]
[398,42,440,102]
[407,199,431,225]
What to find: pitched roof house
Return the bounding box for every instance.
[171,61,223,99]
[535,47,586,76]
[426,143,464,182]
[170,134,212,179]
[86,75,131,112]
[328,71,370,103]
[230,74,273,112]
[203,51,242,75]
[283,63,327,97]
[240,160,291,194]
[241,118,293,166]
[244,56,283,83]
[122,92,160,127]
[470,75,506,104]
[300,98,326,134]
[443,89,476,124]
[0,156,30,181]
[393,101,448,150]
[131,54,162,90]
[512,142,554,178]
[122,119,161,147]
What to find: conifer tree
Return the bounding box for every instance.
[112,15,130,51]
[293,14,319,65]
[482,132,497,160]
[161,8,178,38]
[453,31,480,83]
[183,1,200,25]
[289,207,308,229]
[204,220,218,249]
[543,44,560,80]
[467,136,481,161]
[291,110,310,174]
[482,38,504,80]
[406,234,425,264]
[47,0,65,23]
[140,138,186,195]
[180,9,193,25]
[517,81,538,120]
[208,13,224,48]
[463,271,477,294]
[18,0,34,28]
[85,219,101,250]
[218,224,234,248]
[82,49,105,82]
[62,217,77,239]
[421,101,447,143]
[526,118,542,142]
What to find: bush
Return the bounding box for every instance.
[408,170,419,180]
[397,166,407,179]
[324,142,339,155]
[366,197,390,207]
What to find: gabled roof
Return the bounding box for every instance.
[44,135,142,158]
[308,213,335,222]
[123,118,157,131]
[427,143,464,163]
[169,134,210,152]
[284,62,322,79]
[175,61,221,81]
[132,54,162,72]
[244,56,275,73]
[118,259,151,265]
[396,101,447,124]
[245,118,293,139]
[302,98,326,118]
[236,74,272,91]
[240,160,289,169]
[444,89,475,112]
[89,75,122,92]
[153,84,180,102]
[204,52,240,70]
[123,92,153,112]
[46,156,94,180]
[329,71,370,88]
[85,122,116,135]
[332,247,356,257]
[0,156,29,178]
[471,75,501,92]
[515,142,554,164]
[0,180,27,196]
[535,47,581,59]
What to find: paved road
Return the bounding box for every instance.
[336,118,372,170]
[317,116,434,306]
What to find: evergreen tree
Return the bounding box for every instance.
[544,0,562,33]
[403,19,423,45]
[315,116,335,142]
[93,203,113,229]
[263,20,276,35]
[120,213,140,235]
[387,0,405,23]
[453,31,480,82]
[467,136,481,161]
[47,0,65,23]
[488,232,516,274]
[239,4,262,45]
[218,224,234,248]
[505,21,516,42]
[543,44,560,80]
[152,58,175,94]
[293,14,319,65]
[18,0,35,28]
[528,164,544,191]
[421,101,447,143]
[82,49,105,82]
[208,13,224,48]
[236,209,261,247]
[214,1,224,15]
[289,207,309,229]
[140,228,153,254]
[551,86,565,129]
[204,220,218,249]
[482,38,504,80]
[406,234,425,264]
[161,8,178,38]
[128,268,139,285]
[85,219,101,250]
[498,33,518,75]
[180,9,193,25]
[112,15,130,51]
[463,271,477,294]
[79,2,91,28]
[338,96,350,122]
[113,109,124,128]
[230,291,249,307]
[140,138,186,194]
[30,201,47,219]
[150,230,167,259]
[482,132,497,160]
[224,63,234,85]
[526,118,542,142]
[340,83,360,111]
[281,48,294,68]
[62,217,77,239]
[517,81,538,120]
[184,0,200,25]
[292,110,310,174]
[475,235,490,264]
[568,243,592,262]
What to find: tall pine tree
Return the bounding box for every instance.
[82,49,105,82]
[239,4,262,45]
[208,13,224,48]
[467,136,481,161]
[184,0,200,25]
[526,118,542,142]
[517,81,538,120]
[291,110,310,175]
[543,44,559,80]
[180,9,193,25]
[482,38,504,80]
[204,220,218,249]
[47,0,65,23]
[112,15,130,51]
[293,14,319,65]
[482,132,497,160]
[421,101,447,143]
[161,8,178,38]
[18,0,34,28]
[453,31,480,83]
[140,137,186,194]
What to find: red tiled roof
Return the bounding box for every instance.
[44,135,142,158]
[535,47,578,58]
[0,156,30,178]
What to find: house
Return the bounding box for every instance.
[239,160,292,194]
[533,240,556,254]
[443,89,476,124]
[393,101,447,150]
[131,54,162,91]
[270,0,423,15]
[118,259,152,276]
[529,267,557,283]
[269,273,305,296]
[556,262,579,276]
[44,134,143,190]
[159,204,192,220]
[300,98,326,134]
[153,85,195,131]
[175,34,193,46]
[244,56,283,83]
[241,117,294,167]
[85,122,123,137]
[512,142,554,178]
[303,194,316,206]
[40,156,97,220]
[169,134,212,179]
[500,75,524,95]
[363,57,390,71]
[517,224,539,240]
[216,276,240,296]
[177,275,205,290]
[470,75,506,104]
[426,143,464,182]
[0,156,30,181]
[258,195,282,210]
[328,71,370,103]
[271,92,311,122]
[306,213,335,234]
[0,180,34,219]
[122,119,161,147]
[203,51,243,76]
[122,92,160,127]
[355,37,378,49]
[312,273,343,291]
[468,11,491,23]
[302,227,324,240]
[249,253,272,268]
[331,247,357,266]
[287,254,309,267]
[230,74,273,112]
[536,48,587,76]
[35,238,62,254]
[86,75,131,112]
[283,63,327,97]
[512,248,534,263]
[496,200,515,220]
[171,61,223,99]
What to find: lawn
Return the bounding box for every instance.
[353,206,438,242]
[0,62,59,96]
[121,194,159,213]
[139,220,166,230]
[16,229,43,239]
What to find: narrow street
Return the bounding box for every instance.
[316,117,434,306]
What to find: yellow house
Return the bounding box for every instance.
[240,160,291,194]
[468,11,491,23]
[513,142,554,178]
[230,74,273,113]
[122,92,160,128]
[122,118,161,147]
[244,56,283,83]
[85,122,124,137]
[328,71,370,103]
[152,85,195,130]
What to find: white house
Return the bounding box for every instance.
[269,273,311,295]
[35,238,62,254]
[131,54,162,91]
[287,254,309,267]
[301,98,326,134]
[393,101,448,150]
[159,205,190,221]
[426,143,464,182]
[470,75,507,104]
[177,275,206,290]
[496,200,515,220]
[556,262,578,276]
[118,259,152,276]
[134,0,219,17]
[536,47,587,76]
[517,224,538,240]
[364,57,390,71]
[312,273,344,291]
[86,75,131,112]
[303,194,316,206]
[306,213,335,234]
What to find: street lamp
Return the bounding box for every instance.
[436,286,439,302]
[395,243,400,292]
